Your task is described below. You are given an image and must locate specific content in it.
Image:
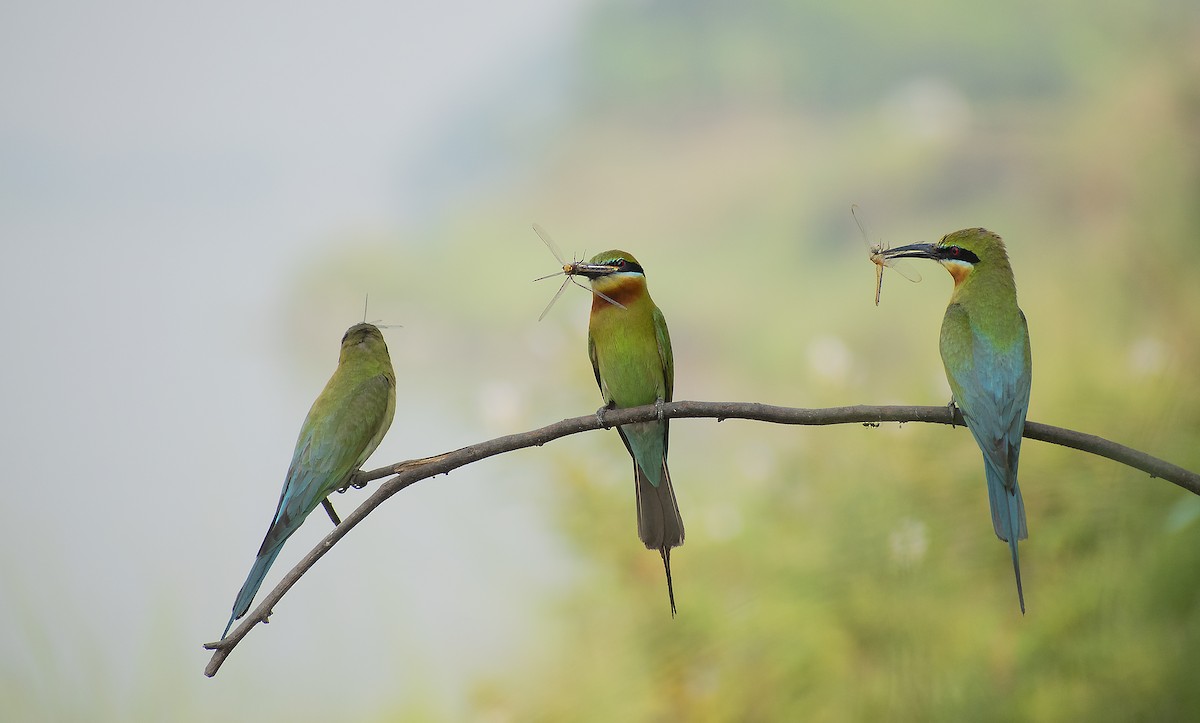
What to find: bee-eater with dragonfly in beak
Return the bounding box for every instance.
[541,242,684,616]
[879,228,1032,613]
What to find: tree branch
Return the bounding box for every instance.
[203,401,1199,676]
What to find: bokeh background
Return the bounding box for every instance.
[4,0,1199,720]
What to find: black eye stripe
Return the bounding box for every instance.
[939,246,980,264]
[602,258,644,275]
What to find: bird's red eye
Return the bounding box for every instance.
[616,259,626,268]
[949,246,961,257]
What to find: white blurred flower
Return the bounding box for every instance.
[807,334,852,383]
[888,516,929,568]
[1128,336,1166,377]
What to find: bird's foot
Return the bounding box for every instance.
[596,404,615,429]
[947,400,960,428]
[655,397,666,423]
[335,471,369,494]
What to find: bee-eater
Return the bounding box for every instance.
[572,250,684,615]
[221,323,396,637]
[880,229,1032,613]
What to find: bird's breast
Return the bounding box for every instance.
[590,310,665,407]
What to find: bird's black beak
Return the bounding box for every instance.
[879,242,939,261]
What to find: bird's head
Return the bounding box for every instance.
[572,249,647,305]
[340,323,388,360]
[878,228,1009,286]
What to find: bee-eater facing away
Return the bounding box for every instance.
[880,229,1032,613]
[572,250,684,615]
[221,323,396,638]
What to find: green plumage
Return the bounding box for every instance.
[882,229,1032,613]
[580,249,684,615]
[220,323,396,638]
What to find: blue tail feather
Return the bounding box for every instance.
[1008,530,1025,614]
[984,462,1027,613]
[621,420,667,488]
[222,543,285,638]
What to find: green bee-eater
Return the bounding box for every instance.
[881,229,1032,613]
[572,250,684,615]
[220,323,396,638]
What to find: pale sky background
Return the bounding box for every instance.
[0,1,591,718]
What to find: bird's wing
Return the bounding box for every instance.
[587,331,608,402]
[258,373,394,554]
[653,304,674,403]
[1004,309,1033,473]
[943,303,1031,492]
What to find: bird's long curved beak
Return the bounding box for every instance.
[879,242,938,261]
[571,263,619,279]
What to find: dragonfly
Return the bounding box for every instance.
[852,204,921,305]
[532,223,626,320]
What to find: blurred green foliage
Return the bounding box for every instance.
[280,1,1200,720]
